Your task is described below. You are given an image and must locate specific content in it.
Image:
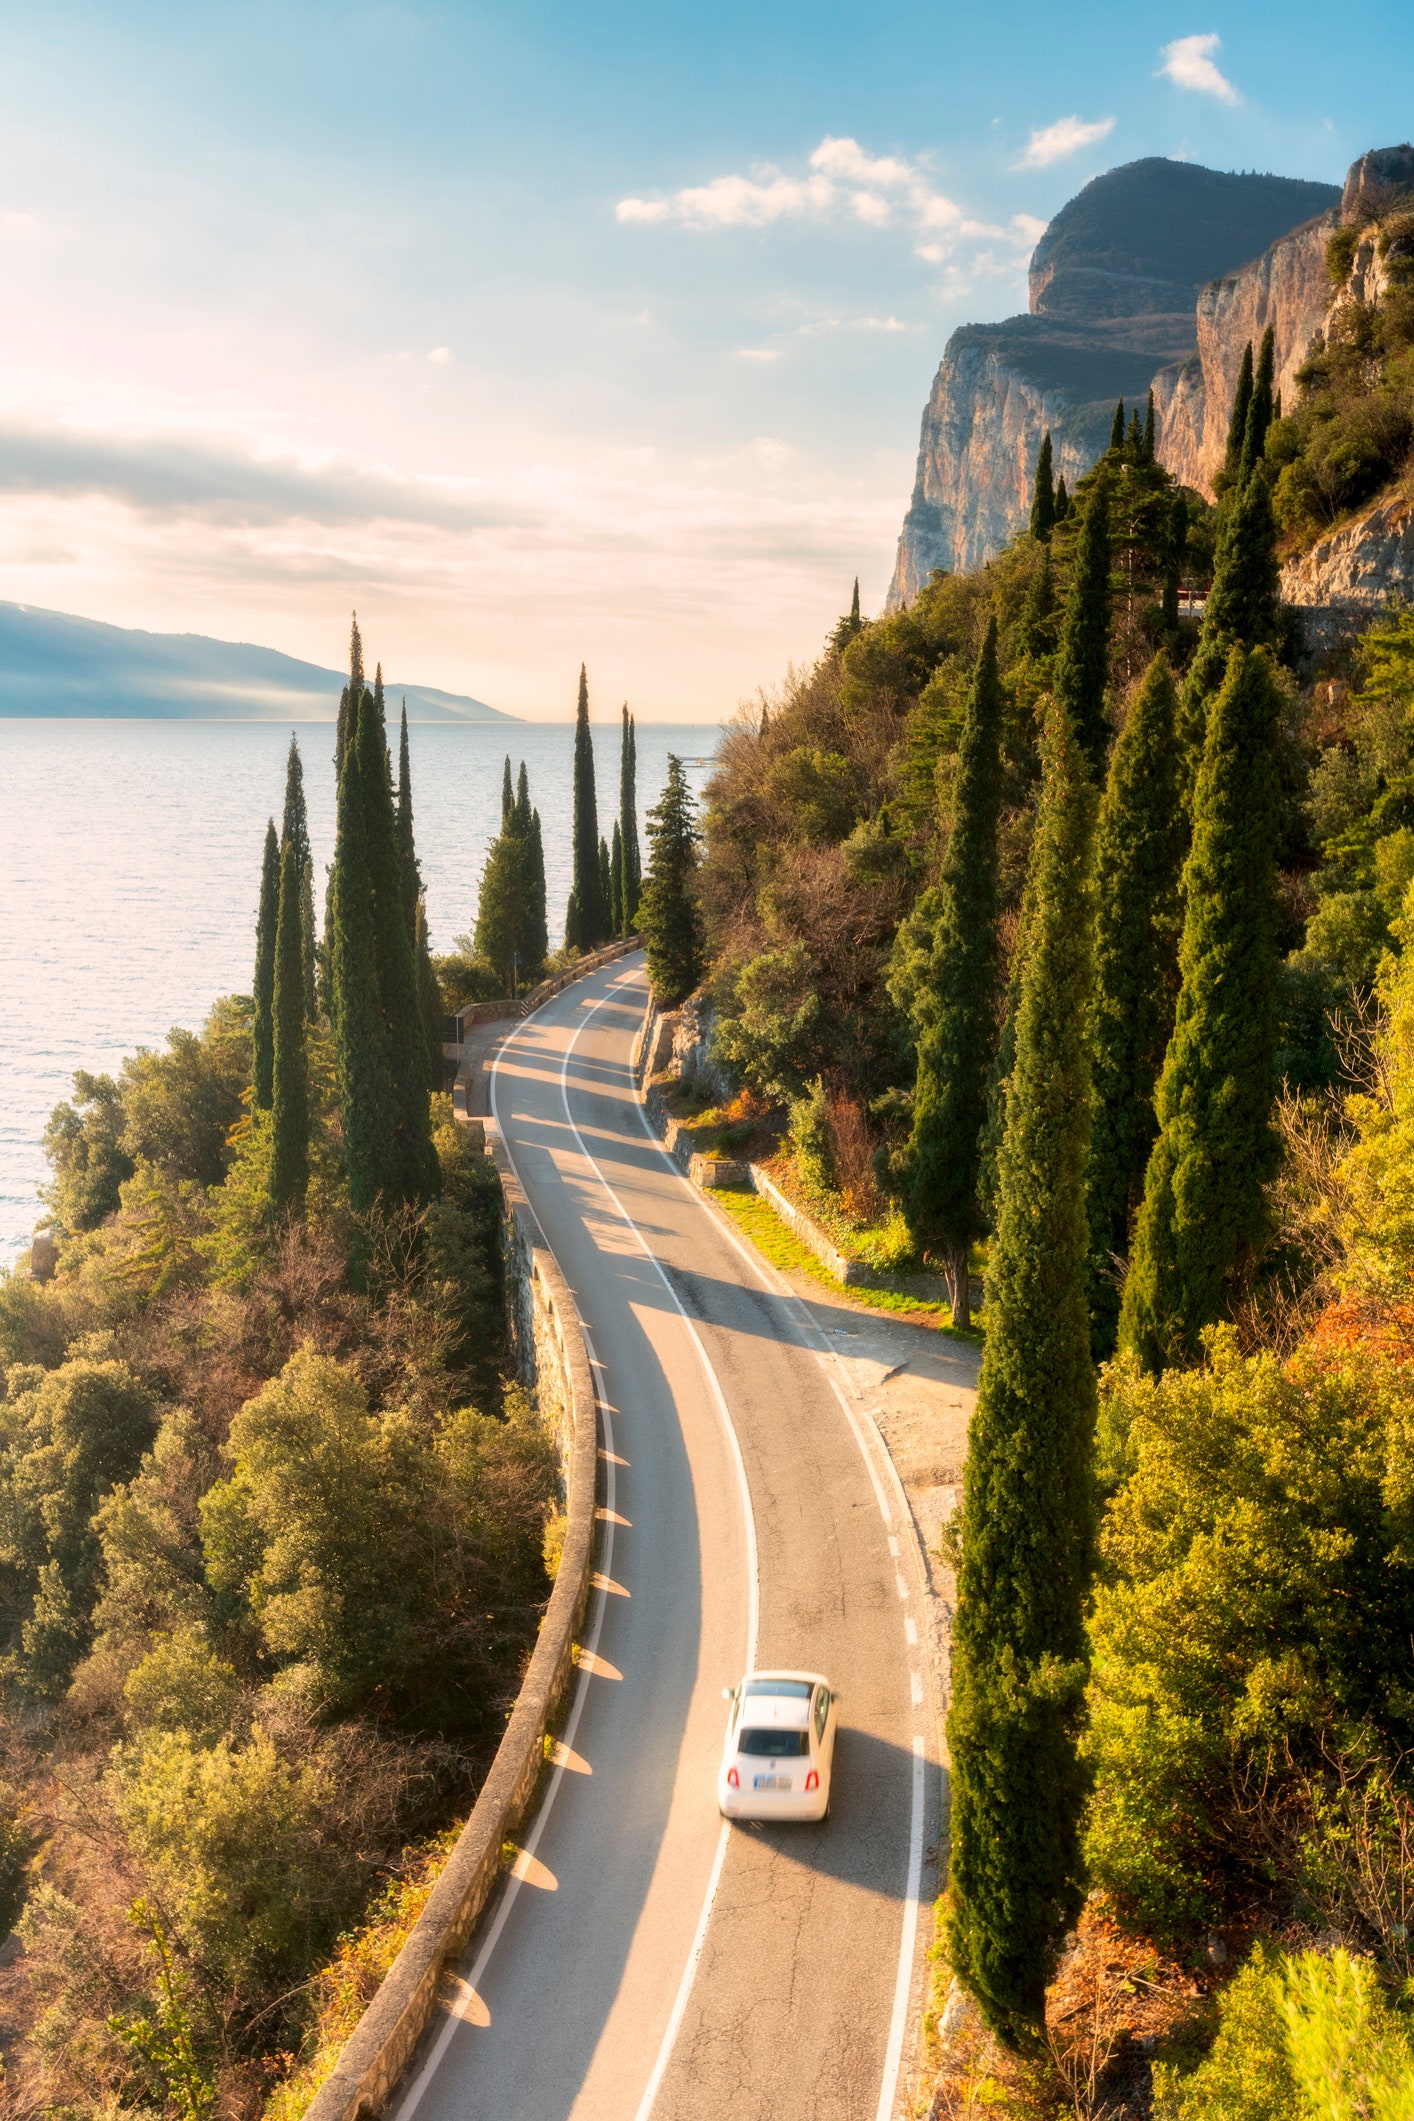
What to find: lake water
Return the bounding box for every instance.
[0,718,721,1263]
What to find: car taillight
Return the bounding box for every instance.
[805,1770,819,1792]
[727,1767,739,1789]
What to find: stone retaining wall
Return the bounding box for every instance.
[303,1117,599,2119]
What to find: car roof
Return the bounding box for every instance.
[739,1696,811,1729]
[741,1668,830,1689]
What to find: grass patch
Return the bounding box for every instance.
[706,1186,981,1338]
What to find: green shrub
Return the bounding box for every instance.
[712,944,824,1103]
[1327,226,1360,286]
[788,1078,836,1195]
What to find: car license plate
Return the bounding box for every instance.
[753,1775,791,1791]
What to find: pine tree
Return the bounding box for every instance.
[610,821,625,935]
[639,757,704,1006]
[1052,477,1112,777]
[1142,388,1156,465]
[1029,432,1056,542]
[1108,399,1126,453]
[280,736,317,1021]
[894,617,1005,1328]
[1175,466,1281,772]
[1220,342,1255,490]
[568,665,604,949]
[1119,646,1284,1370]
[947,702,1099,2045]
[1020,548,1057,659]
[618,705,642,930]
[252,820,280,1109]
[1086,654,1185,1358]
[1054,476,1070,522]
[269,839,310,1219]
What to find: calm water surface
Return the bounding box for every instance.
[0,719,720,1262]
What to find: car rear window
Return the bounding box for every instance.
[738,1729,811,1757]
[744,1680,812,1698]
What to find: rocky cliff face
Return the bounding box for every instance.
[887,159,1340,607]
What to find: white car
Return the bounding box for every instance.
[717,1669,837,1823]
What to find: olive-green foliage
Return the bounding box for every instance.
[1153,1943,1414,2120]
[888,617,1005,1293]
[112,1723,337,2000]
[1268,255,1414,543]
[711,942,824,1102]
[788,1078,836,1194]
[0,1269,70,1371]
[639,756,705,1007]
[1086,1336,1414,1936]
[82,1407,219,1687]
[1050,479,1112,776]
[0,1358,155,1692]
[200,1349,553,1729]
[252,820,279,1110]
[43,1003,253,1233]
[123,1626,242,1742]
[946,706,1098,2044]
[1121,647,1283,1369]
[1087,654,1185,1357]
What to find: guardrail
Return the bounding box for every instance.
[302,961,637,2119]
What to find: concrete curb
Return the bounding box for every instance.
[303,1003,605,2121]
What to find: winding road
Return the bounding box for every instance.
[393,954,940,2121]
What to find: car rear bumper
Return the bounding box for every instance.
[719,1790,828,1823]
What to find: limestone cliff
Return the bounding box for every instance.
[887,159,1339,607]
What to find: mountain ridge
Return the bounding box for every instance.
[0,600,515,722]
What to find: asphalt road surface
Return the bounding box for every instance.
[393,954,938,2121]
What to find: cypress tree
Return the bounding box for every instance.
[639,757,704,1006]
[281,736,318,1021]
[329,694,387,1214]
[1029,432,1055,542]
[1054,476,1070,522]
[475,762,546,991]
[269,839,310,1218]
[1125,408,1144,460]
[1221,342,1255,489]
[360,686,438,1205]
[1020,548,1056,660]
[850,576,860,626]
[334,613,364,781]
[947,701,1098,2045]
[414,897,444,1087]
[1119,645,1283,1370]
[1239,324,1276,482]
[1175,467,1281,773]
[598,836,613,936]
[1052,477,1112,778]
[252,820,280,1109]
[610,821,625,935]
[1142,388,1156,464]
[1108,399,1126,453]
[568,665,604,949]
[396,703,418,931]
[392,700,442,1084]
[895,616,1005,1328]
[1160,491,1187,635]
[529,807,548,966]
[1086,654,1185,1358]
[500,754,514,831]
[618,705,642,930]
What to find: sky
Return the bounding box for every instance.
[0,2,1410,721]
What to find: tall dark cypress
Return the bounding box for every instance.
[1086,654,1185,1357]
[610,821,625,936]
[252,820,280,1109]
[1108,400,1126,453]
[1175,467,1281,774]
[1221,342,1255,489]
[396,703,418,931]
[270,839,310,1219]
[1142,388,1156,464]
[1054,476,1070,522]
[895,616,1005,1328]
[568,665,604,949]
[1052,477,1112,778]
[1020,548,1057,659]
[529,807,548,965]
[280,735,317,1019]
[1119,646,1283,1370]
[392,700,441,1084]
[947,701,1098,2044]
[1161,491,1188,636]
[500,755,514,831]
[1238,324,1276,482]
[598,836,613,937]
[360,688,437,1201]
[329,695,386,1213]
[334,613,364,781]
[1029,432,1055,542]
[414,898,445,1090]
[619,705,642,930]
[1125,408,1144,459]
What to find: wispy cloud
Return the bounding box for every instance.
[1015,115,1116,168]
[1158,32,1241,104]
[619,135,968,245]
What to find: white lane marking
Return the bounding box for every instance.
[874,1738,927,2121]
[888,1536,900,1559]
[905,1616,918,1648]
[911,1672,923,1708]
[547,977,762,2121]
[393,1330,620,2120]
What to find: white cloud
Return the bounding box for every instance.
[616,134,967,247]
[428,346,454,365]
[1011,213,1048,246]
[736,347,782,362]
[1158,33,1241,104]
[1015,115,1116,168]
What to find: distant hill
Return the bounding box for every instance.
[0,602,515,722]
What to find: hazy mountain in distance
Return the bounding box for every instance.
[0,601,516,721]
